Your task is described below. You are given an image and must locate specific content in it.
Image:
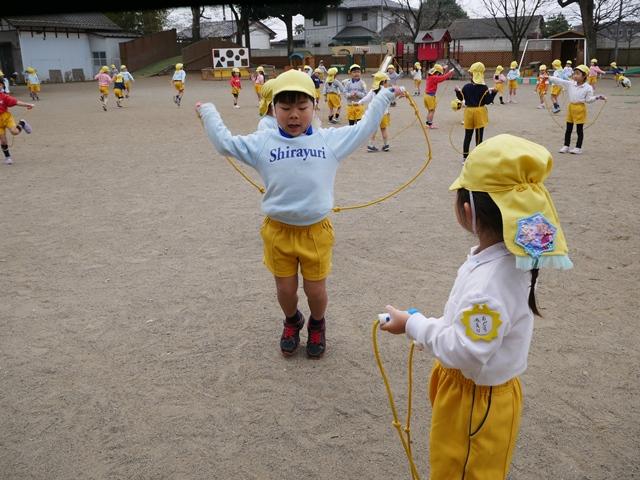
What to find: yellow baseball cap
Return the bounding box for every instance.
[232,67,240,73]
[590,58,598,64]
[469,62,485,84]
[575,64,589,76]
[539,64,547,71]
[552,59,562,69]
[449,134,572,270]
[120,65,127,70]
[414,62,421,69]
[430,64,444,74]
[176,63,183,70]
[495,65,504,73]
[387,64,395,70]
[271,69,316,100]
[258,79,276,116]
[372,71,389,89]
[565,60,572,65]
[100,66,109,73]
[327,67,338,76]
[610,61,617,68]
[26,66,35,73]
[510,61,518,69]
[349,64,361,72]
[256,66,265,73]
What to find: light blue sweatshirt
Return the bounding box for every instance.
[257,115,278,131]
[200,88,394,226]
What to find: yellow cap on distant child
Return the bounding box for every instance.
[387,64,395,70]
[271,68,316,100]
[349,64,361,72]
[429,64,444,74]
[552,59,562,69]
[495,65,504,73]
[590,58,598,64]
[258,79,275,116]
[256,66,265,73]
[100,66,109,73]
[575,64,590,76]
[372,71,389,89]
[510,61,518,69]
[327,67,338,76]
[232,67,240,73]
[539,64,547,71]
[120,65,127,70]
[26,66,35,73]
[414,62,421,69]
[111,64,116,69]
[469,62,485,84]
[566,60,572,65]
[610,61,617,68]
[176,63,183,70]
[449,134,572,270]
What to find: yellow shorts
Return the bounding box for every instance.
[0,111,16,134]
[315,88,321,101]
[254,84,262,95]
[463,106,489,129]
[423,94,437,111]
[566,103,587,124]
[379,113,390,129]
[114,88,124,98]
[494,83,504,94]
[536,84,548,95]
[260,217,335,281]
[615,73,623,82]
[29,84,41,93]
[508,79,518,90]
[99,85,109,95]
[125,82,132,90]
[347,104,364,121]
[174,81,184,92]
[414,79,422,89]
[428,362,522,479]
[327,92,341,109]
[231,86,240,95]
[588,76,597,86]
[551,85,562,96]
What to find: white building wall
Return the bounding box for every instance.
[305,11,343,49]
[19,31,93,81]
[246,29,271,49]
[460,38,551,52]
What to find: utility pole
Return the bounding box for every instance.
[613,0,623,62]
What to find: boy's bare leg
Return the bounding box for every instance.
[275,275,299,317]
[303,278,327,321]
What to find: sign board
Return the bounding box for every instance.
[212,48,250,69]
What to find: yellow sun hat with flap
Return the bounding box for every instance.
[372,71,389,89]
[270,68,316,100]
[449,134,573,271]
[258,79,276,116]
[468,62,485,84]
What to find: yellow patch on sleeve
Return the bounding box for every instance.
[461,304,502,342]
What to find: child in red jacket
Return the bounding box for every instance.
[0,91,33,165]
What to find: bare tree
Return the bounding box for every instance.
[387,0,467,42]
[481,0,551,59]
[190,6,209,42]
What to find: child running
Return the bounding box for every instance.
[94,66,112,111]
[358,71,393,152]
[252,66,265,101]
[112,71,126,108]
[588,58,605,89]
[411,62,422,96]
[120,65,135,98]
[0,90,33,165]
[323,67,344,124]
[535,64,549,109]
[493,65,506,104]
[506,61,520,103]
[424,63,454,129]
[196,69,405,358]
[342,64,367,125]
[549,59,565,113]
[549,64,606,155]
[381,133,573,480]
[230,67,242,108]
[172,63,186,107]
[455,62,497,161]
[25,67,41,101]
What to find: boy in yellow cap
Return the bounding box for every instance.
[25,67,41,101]
[252,66,265,101]
[411,61,422,95]
[493,65,506,104]
[381,133,573,480]
[424,63,454,128]
[609,62,624,86]
[563,59,573,79]
[358,71,394,151]
[322,67,344,123]
[454,62,497,161]
[550,59,565,113]
[588,58,605,89]
[506,60,520,103]
[172,63,186,106]
[311,68,323,109]
[196,69,405,358]
[342,64,367,125]
[535,64,549,109]
[549,64,606,154]
[386,64,400,106]
[112,71,126,108]
[94,66,112,111]
[230,67,242,108]
[120,65,134,98]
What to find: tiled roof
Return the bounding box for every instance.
[338,0,405,10]
[333,25,378,40]
[179,20,276,40]
[448,16,543,40]
[3,13,122,31]
[414,28,450,43]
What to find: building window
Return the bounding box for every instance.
[313,14,327,26]
[362,12,368,21]
[347,13,353,22]
[313,42,321,47]
[92,51,107,70]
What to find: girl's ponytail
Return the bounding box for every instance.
[529,268,541,316]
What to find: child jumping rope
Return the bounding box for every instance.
[323,67,344,124]
[358,71,392,152]
[535,64,549,109]
[94,66,112,111]
[172,63,186,107]
[252,66,265,101]
[25,67,41,101]
[0,90,33,165]
[196,69,405,358]
[411,62,422,96]
[230,67,242,108]
[381,133,573,480]
[588,58,605,89]
[550,59,565,113]
[506,61,520,103]
[493,65,506,104]
[423,63,454,129]
[343,64,367,125]
[549,64,606,155]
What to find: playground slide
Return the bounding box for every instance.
[379,54,394,73]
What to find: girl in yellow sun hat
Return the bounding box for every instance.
[506,60,520,103]
[358,71,393,152]
[172,63,186,107]
[381,133,573,479]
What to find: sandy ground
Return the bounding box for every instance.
[0,73,638,479]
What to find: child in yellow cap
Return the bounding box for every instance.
[25,67,41,101]
[550,59,565,113]
[94,66,112,111]
[342,64,367,125]
[493,65,506,104]
[252,66,265,101]
[424,63,454,128]
[322,67,344,123]
[311,68,323,110]
[549,64,606,154]
[411,61,422,96]
[506,61,520,103]
[172,63,186,106]
[120,65,134,98]
[588,58,605,89]
[454,62,497,161]
[609,62,625,86]
[0,89,34,165]
[535,64,549,109]
[196,69,405,359]
[386,64,400,106]
[381,133,573,480]
[230,67,242,108]
[358,71,393,151]
[112,71,126,108]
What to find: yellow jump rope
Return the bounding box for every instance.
[542,87,607,130]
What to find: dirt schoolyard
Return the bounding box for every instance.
[1,73,638,479]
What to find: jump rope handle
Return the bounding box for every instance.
[378,308,418,325]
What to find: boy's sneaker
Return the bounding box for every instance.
[306,318,326,359]
[280,311,305,356]
[367,145,379,152]
[102,104,107,111]
[559,145,570,153]
[382,144,390,152]
[428,124,438,129]
[552,106,560,113]
[569,147,582,155]
[234,104,240,109]
[4,156,12,165]
[19,119,32,134]
[537,104,545,109]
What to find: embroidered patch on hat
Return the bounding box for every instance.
[515,213,557,258]
[461,304,502,342]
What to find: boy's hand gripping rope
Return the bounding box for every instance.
[372,319,421,480]
[199,95,433,212]
[542,91,607,130]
